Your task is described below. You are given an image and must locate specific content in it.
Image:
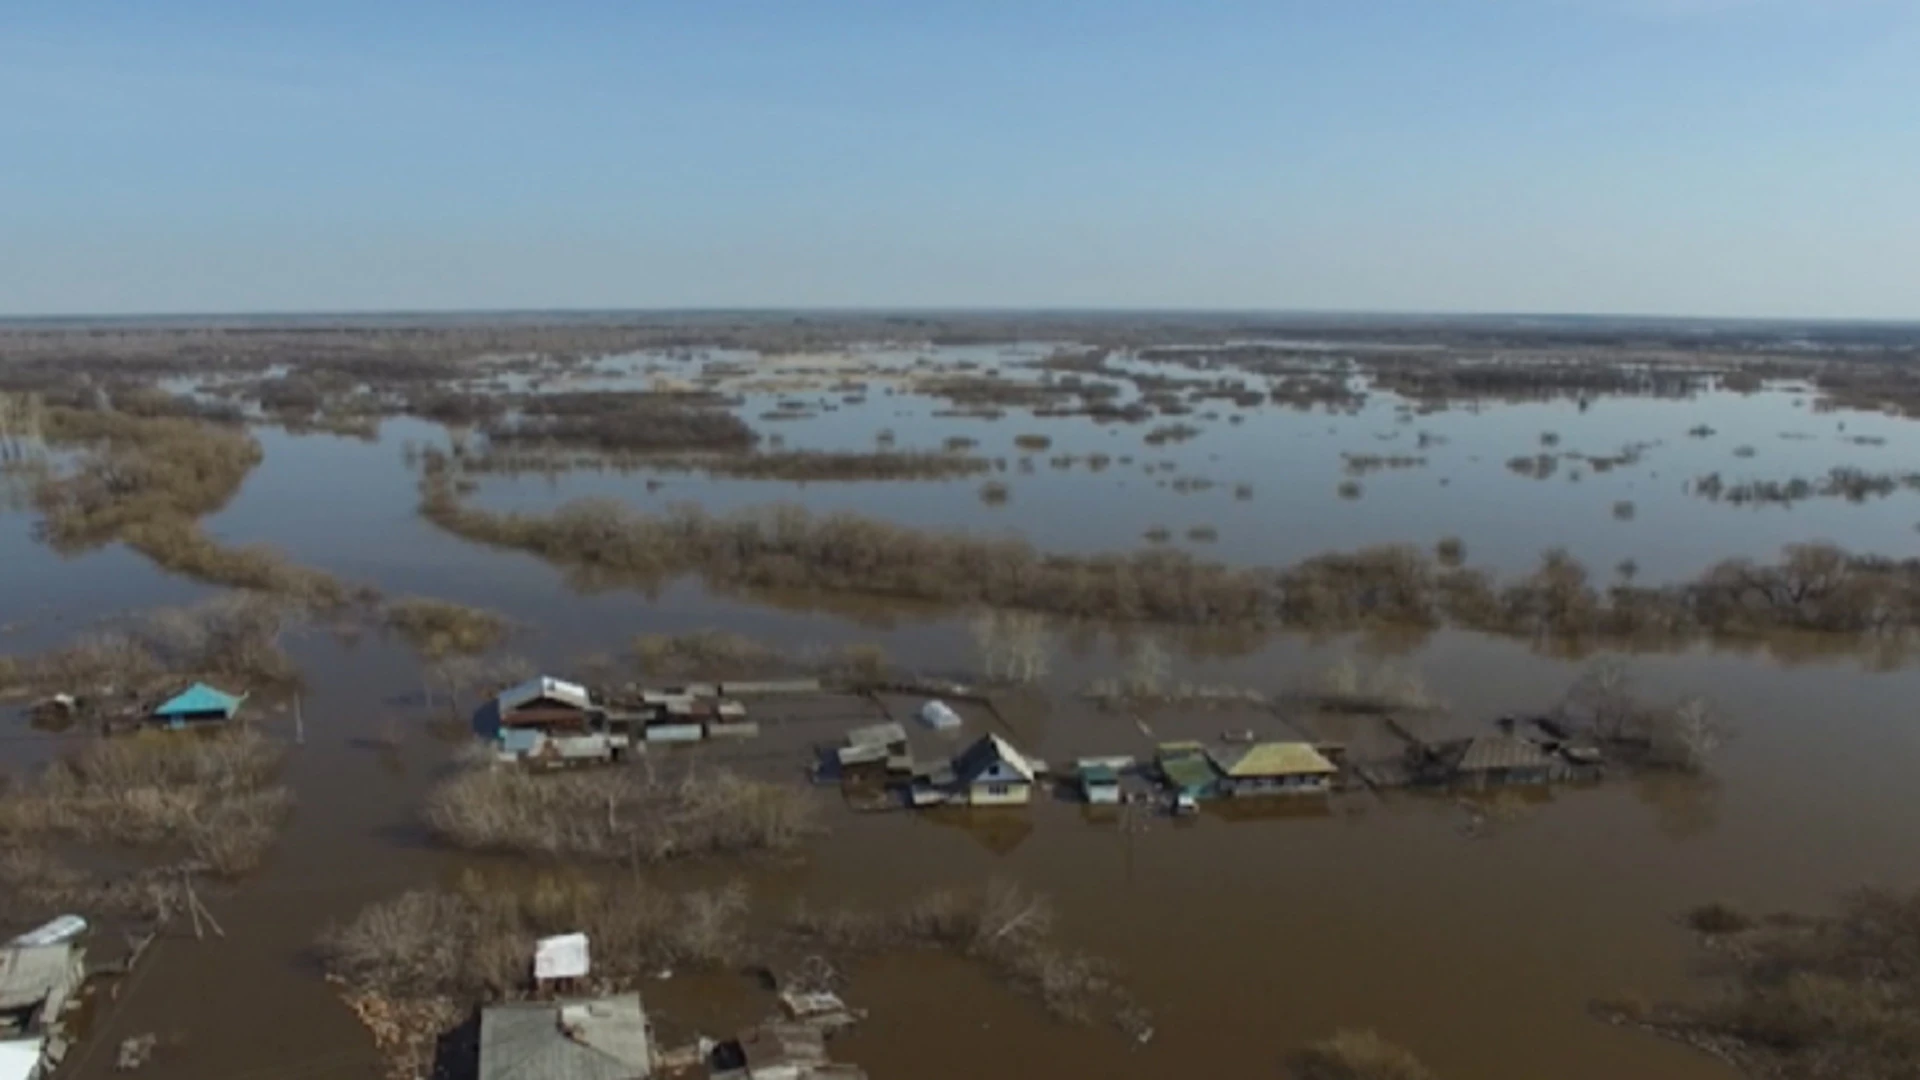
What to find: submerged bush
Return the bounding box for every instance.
[424,763,820,863]
[1289,1031,1437,1080]
[0,729,291,877]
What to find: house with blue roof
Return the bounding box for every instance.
[149,683,246,729]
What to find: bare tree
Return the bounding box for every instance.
[1125,636,1171,698]
[1649,695,1726,772]
[1561,656,1640,740]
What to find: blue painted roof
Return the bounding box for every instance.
[153,682,245,718]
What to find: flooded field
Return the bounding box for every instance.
[4,313,1920,1080]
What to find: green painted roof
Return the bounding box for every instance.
[1160,754,1218,790]
[1080,763,1119,785]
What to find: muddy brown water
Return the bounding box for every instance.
[8,363,1920,1079]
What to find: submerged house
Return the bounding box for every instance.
[492,676,632,766]
[0,921,86,1080]
[479,993,654,1080]
[148,683,245,729]
[951,733,1038,806]
[1437,733,1559,789]
[1206,742,1339,797]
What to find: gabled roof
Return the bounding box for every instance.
[497,676,592,714]
[152,682,245,718]
[1452,733,1553,773]
[1207,742,1337,778]
[952,733,1036,784]
[479,994,651,1080]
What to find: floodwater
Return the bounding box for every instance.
[7,345,1920,1080]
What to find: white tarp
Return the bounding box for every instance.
[534,933,590,981]
[0,1038,44,1080]
[917,699,961,730]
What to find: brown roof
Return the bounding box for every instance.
[1452,734,1552,773]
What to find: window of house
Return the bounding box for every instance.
[987,783,1010,796]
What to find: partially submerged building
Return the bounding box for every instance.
[1076,760,1122,805]
[950,733,1037,806]
[712,1022,866,1080]
[0,920,87,1080]
[491,676,632,766]
[478,993,654,1080]
[908,733,1039,807]
[1434,733,1559,789]
[835,722,910,785]
[148,682,245,729]
[1206,742,1339,797]
[1155,742,1220,809]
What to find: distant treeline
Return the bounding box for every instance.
[418,465,1920,650]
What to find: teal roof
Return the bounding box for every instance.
[1080,763,1120,785]
[154,682,246,718]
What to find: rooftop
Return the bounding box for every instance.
[479,994,652,1080]
[1207,742,1338,778]
[845,721,906,748]
[1451,733,1553,773]
[953,733,1037,784]
[497,675,593,714]
[152,682,245,719]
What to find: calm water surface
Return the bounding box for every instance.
[6,352,1920,1079]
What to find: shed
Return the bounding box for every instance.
[497,676,594,729]
[1156,743,1220,800]
[478,994,653,1080]
[845,722,907,754]
[951,734,1036,806]
[0,942,82,1040]
[1077,761,1122,805]
[736,1022,826,1080]
[150,683,245,727]
[1207,742,1338,797]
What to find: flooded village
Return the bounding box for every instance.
[3,313,1920,1080]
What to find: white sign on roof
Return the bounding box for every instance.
[533,933,590,981]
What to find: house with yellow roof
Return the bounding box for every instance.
[1205,741,1338,797]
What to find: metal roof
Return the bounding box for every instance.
[497,676,592,715]
[845,722,906,748]
[479,995,651,1080]
[1078,763,1120,785]
[0,944,78,1013]
[1207,742,1337,778]
[1159,753,1219,791]
[953,733,1036,784]
[152,682,245,718]
[1453,734,1553,773]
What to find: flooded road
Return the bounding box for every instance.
[7,347,1920,1079]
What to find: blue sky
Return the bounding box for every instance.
[2,1,1916,318]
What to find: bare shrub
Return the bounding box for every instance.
[1300,656,1435,713]
[384,598,508,659]
[786,880,1142,1028]
[0,729,291,877]
[978,480,1011,506]
[1434,536,1465,567]
[1613,500,1636,520]
[1289,1030,1437,1080]
[423,762,819,863]
[969,610,1052,684]
[1337,479,1363,499]
[1612,886,1920,1080]
[1013,434,1051,452]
